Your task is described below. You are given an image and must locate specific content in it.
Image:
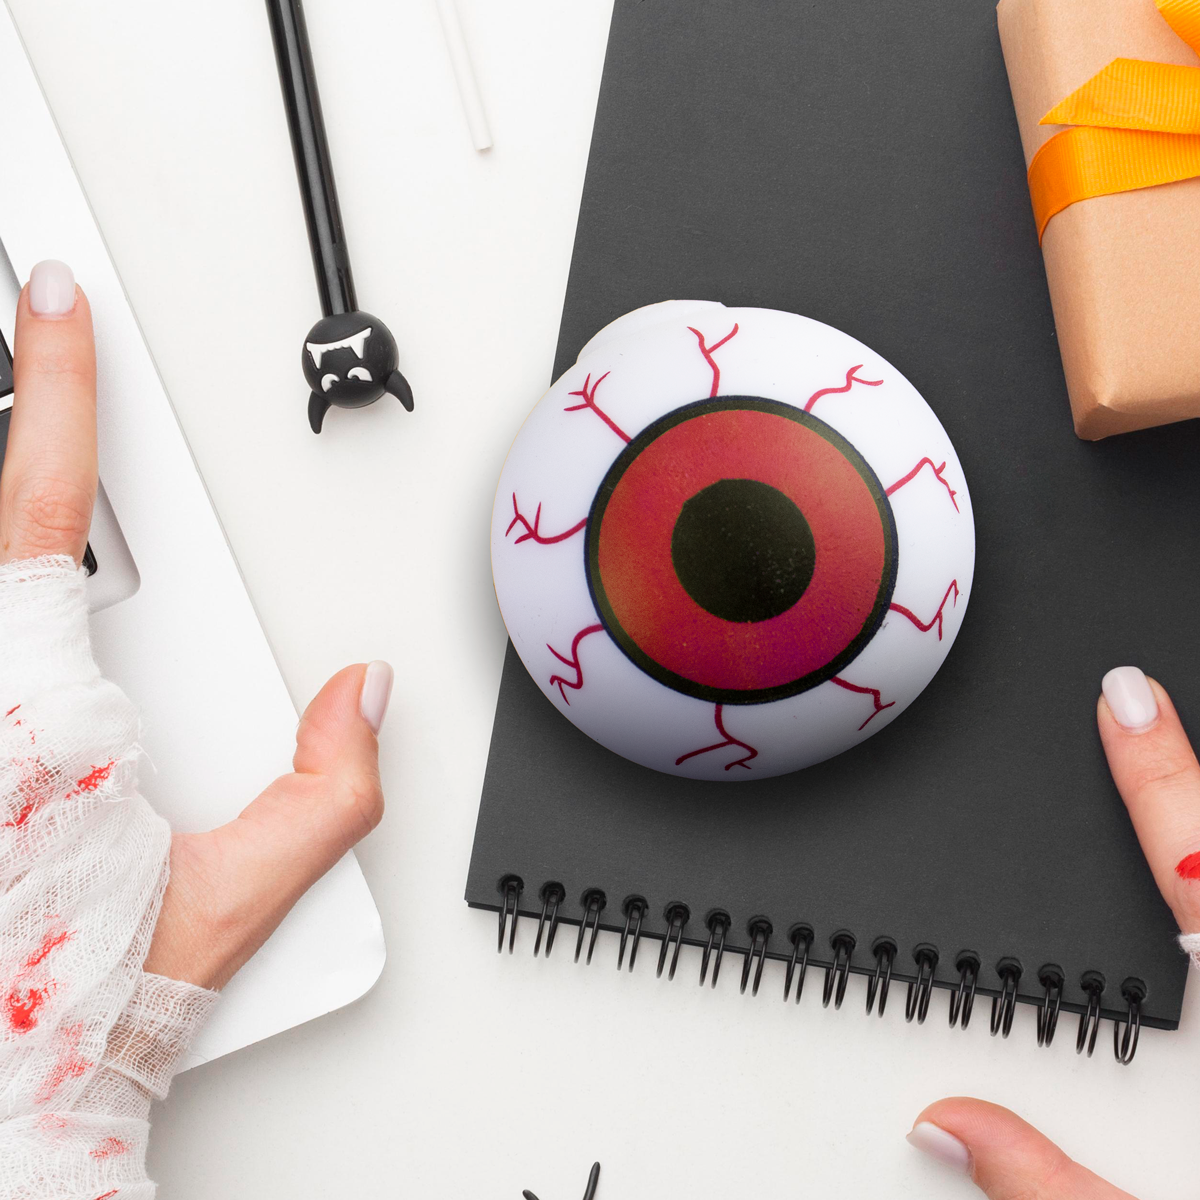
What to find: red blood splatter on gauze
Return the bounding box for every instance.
[5,930,72,1034]
[34,1022,93,1105]
[6,985,51,1033]
[90,1137,130,1159]
[23,929,72,970]
[4,757,56,828]
[70,760,116,796]
[4,704,20,718]
[6,758,119,827]
[1176,851,1200,881]
[93,1191,120,1200]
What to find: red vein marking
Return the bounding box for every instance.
[687,323,740,398]
[548,624,605,705]
[831,677,896,731]
[564,372,631,443]
[35,1022,92,1105]
[885,457,960,512]
[675,703,759,771]
[889,581,960,641]
[4,704,19,718]
[90,1137,130,1160]
[804,365,883,413]
[506,494,587,546]
[1176,852,1200,881]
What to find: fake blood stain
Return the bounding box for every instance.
[5,931,72,1034]
[4,758,56,828]
[90,1137,130,1159]
[71,761,116,795]
[5,758,118,827]
[6,985,50,1033]
[34,1022,93,1104]
[1176,851,1200,881]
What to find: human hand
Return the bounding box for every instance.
[0,260,391,991]
[908,668,1199,1198]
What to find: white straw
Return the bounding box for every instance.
[435,0,493,152]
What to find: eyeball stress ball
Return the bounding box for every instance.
[491,301,974,780]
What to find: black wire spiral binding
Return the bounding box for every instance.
[657,903,689,980]
[1113,980,1145,1066]
[990,959,1022,1038]
[948,953,979,1030]
[1036,966,1064,1048]
[1076,971,1105,1057]
[493,877,1150,1061]
[699,911,731,987]
[905,945,938,1024]
[823,932,855,1009]
[784,925,813,1003]
[741,918,773,996]
[866,939,895,1017]
[534,882,565,958]
[618,896,648,971]
[497,875,522,954]
[574,889,606,965]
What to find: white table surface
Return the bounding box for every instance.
[8,2,1200,1197]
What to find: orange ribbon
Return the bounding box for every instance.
[1027,0,1200,241]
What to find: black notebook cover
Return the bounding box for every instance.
[466,0,1199,1031]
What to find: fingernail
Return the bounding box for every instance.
[907,1122,972,1174]
[1102,666,1159,732]
[28,260,76,316]
[360,660,394,734]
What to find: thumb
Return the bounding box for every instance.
[908,1099,1138,1200]
[145,662,393,990]
[238,661,393,878]
[293,660,391,781]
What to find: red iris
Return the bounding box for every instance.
[586,398,897,704]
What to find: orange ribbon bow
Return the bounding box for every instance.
[1027,0,1200,240]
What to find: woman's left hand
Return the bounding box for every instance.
[909,667,1200,1198]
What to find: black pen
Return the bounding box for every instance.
[265,0,414,433]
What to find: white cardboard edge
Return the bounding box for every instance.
[0,1,387,1067]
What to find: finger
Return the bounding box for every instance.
[0,261,96,565]
[909,1099,1137,1200]
[1098,668,1200,932]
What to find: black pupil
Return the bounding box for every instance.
[670,479,816,623]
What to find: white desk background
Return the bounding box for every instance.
[8,2,1200,1197]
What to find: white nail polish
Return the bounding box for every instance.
[360,660,394,734]
[907,1122,971,1174]
[1102,666,1159,732]
[28,260,76,316]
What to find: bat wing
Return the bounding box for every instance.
[308,390,331,434]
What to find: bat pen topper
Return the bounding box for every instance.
[267,0,415,433]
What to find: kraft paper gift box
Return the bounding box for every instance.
[998,0,1200,438]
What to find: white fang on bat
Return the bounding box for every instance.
[307,327,373,368]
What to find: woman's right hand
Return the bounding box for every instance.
[1,260,392,993]
[909,668,1200,1199]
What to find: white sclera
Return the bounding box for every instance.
[491,301,975,780]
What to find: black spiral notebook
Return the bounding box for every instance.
[465,0,1200,1053]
